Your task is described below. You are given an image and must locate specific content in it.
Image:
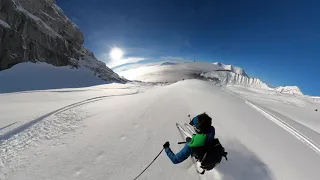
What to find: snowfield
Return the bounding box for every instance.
[1,62,320,180]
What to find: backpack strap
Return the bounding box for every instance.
[200,152,207,162]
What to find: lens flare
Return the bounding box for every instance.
[110,48,123,60]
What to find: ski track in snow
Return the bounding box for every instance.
[245,101,320,155]
[226,89,320,156]
[0,91,140,179]
[0,92,139,139]
[0,123,19,132]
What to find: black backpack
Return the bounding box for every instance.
[195,138,228,171]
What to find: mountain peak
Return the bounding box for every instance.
[274,86,303,95]
[213,62,249,77]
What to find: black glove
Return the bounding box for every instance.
[186,137,191,142]
[163,141,170,148]
[189,117,195,126]
[189,121,194,126]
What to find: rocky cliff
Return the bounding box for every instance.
[0,0,125,82]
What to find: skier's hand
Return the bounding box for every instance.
[189,116,197,126]
[189,119,194,126]
[163,141,170,148]
[186,137,191,142]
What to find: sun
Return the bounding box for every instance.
[110,47,123,60]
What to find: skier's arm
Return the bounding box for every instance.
[165,144,192,164]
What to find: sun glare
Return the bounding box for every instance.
[110,47,123,60]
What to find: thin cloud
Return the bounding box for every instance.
[107,57,146,68]
[160,56,193,62]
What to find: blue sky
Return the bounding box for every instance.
[57,0,320,95]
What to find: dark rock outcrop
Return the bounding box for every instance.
[0,0,125,82]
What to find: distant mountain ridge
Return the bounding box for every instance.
[275,86,303,95]
[212,62,303,95]
[213,62,249,77]
[116,61,305,95]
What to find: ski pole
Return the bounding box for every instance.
[133,148,164,180]
[178,142,187,144]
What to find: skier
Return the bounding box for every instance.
[163,113,216,164]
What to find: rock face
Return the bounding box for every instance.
[0,0,124,82]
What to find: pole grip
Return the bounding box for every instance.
[178,142,187,144]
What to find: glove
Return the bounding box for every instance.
[189,121,193,126]
[163,141,170,148]
[186,137,191,142]
[189,116,197,126]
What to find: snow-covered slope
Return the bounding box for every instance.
[0,62,112,93]
[1,79,320,180]
[227,85,320,134]
[274,86,303,95]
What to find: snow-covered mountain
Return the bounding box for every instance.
[115,61,307,95]
[201,70,270,89]
[213,62,249,77]
[274,86,303,95]
[0,0,124,83]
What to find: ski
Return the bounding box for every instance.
[176,123,205,175]
[184,123,196,135]
[176,123,192,138]
[196,163,206,174]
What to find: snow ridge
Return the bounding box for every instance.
[275,86,303,95]
[117,61,306,95]
[201,70,270,89]
[213,62,249,77]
